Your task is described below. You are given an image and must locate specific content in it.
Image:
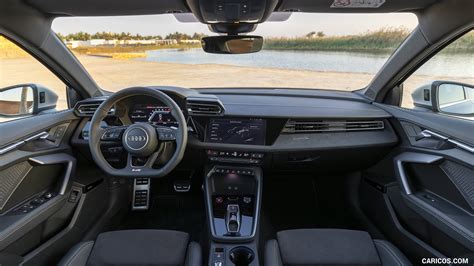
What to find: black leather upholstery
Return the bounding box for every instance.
[265,229,411,266]
[59,230,202,266]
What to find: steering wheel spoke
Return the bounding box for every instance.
[100,126,127,142]
[156,126,178,142]
[145,151,161,168]
[126,150,161,171]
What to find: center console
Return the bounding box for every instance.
[204,165,262,266]
[200,117,270,265]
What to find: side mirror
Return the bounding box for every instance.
[0,84,58,118]
[202,35,263,54]
[411,81,473,117]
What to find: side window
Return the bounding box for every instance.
[401,31,474,117]
[0,35,68,123]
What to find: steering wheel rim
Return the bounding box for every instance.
[89,87,188,178]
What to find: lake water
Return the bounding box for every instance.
[141,48,473,78]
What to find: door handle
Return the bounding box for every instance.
[415,130,474,153]
[0,131,49,155]
[415,129,447,141]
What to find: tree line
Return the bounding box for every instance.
[57,31,208,41]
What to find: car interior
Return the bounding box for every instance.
[0,0,473,265]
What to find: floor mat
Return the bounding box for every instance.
[260,174,357,243]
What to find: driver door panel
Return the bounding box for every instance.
[0,110,80,257]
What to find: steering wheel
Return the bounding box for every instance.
[88,87,187,178]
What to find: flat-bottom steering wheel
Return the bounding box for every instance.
[89,87,187,177]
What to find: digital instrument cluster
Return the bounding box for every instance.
[129,104,178,127]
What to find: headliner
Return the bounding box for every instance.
[26,0,438,17]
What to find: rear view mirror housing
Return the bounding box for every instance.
[412,80,474,117]
[202,35,263,54]
[0,84,58,118]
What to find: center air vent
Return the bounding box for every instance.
[186,99,224,116]
[282,120,384,133]
[75,102,115,117]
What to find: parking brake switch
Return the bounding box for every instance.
[226,204,240,234]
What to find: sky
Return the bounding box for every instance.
[52,13,418,37]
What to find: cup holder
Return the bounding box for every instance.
[229,246,255,266]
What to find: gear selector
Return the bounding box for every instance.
[226,204,241,234]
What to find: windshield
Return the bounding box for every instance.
[52,13,420,91]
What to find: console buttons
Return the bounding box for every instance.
[213,247,225,266]
[207,150,264,164]
[215,196,224,204]
[243,196,252,204]
[214,168,255,176]
[228,205,238,212]
[227,196,239,201]
[207,150,218,156]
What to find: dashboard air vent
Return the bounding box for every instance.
[282,120,384,133]
[75,102,115,117]
[186,99,224,116]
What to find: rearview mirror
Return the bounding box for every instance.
[412,81,474,117]
[202,35,263,54]
[0,84,58,118]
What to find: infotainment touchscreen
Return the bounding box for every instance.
[206,118,266,145]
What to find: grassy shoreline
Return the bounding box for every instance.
[264,29,474,54]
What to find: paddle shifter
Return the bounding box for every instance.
[226,204,241,234]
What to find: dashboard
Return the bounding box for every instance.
[72,87,399,171]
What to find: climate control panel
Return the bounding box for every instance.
[206,149,264,164]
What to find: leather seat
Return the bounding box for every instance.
[265,229,411,266]
[59,229,202,266]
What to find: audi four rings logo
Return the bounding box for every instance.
[127,135,146,142]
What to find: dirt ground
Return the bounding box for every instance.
[1,55,473,111]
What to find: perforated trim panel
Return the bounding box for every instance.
[441,161,474,210]
[0,161,32,210]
